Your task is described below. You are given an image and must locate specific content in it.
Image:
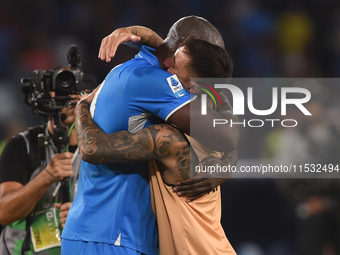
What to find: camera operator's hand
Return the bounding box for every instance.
[0,152,73,226]
[69,93,88,102]
[43,152,74,184]
[55,202,72,228]
[99,28,141,62]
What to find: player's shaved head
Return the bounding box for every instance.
[165,16,225,51]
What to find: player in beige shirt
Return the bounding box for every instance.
[148,134,236,254]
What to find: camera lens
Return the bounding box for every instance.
[56,70,75,91]
[21,78,33,93]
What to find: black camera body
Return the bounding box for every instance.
[21,44,96,115]
[23,66,84,97]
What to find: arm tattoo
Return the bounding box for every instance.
[128,26,163,49]
[75,102,191,179]
[75,101,153,164]
[153,125,191,179]
[154,125,172,157]
[175,144,191,180]
[75,102,103,161]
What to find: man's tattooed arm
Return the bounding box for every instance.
[126,26,163,49]
[75,101,191,179]
[75,101,154,164]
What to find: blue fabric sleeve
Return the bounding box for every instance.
[124,66,191,120]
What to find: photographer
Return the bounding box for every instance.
[0,94,82,255]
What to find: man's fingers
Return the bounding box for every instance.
[99,37,109,60]
[108,33,135,60]
[58,152,73,159]
[60,202,72,211]
[58,202,72,227]
[173,178,222,202]
[77,85,99,106]
[175,186,211,197]
[59,209,70,218]
[99,30,142,62]
[84,86,99,104]
[130,35,141,41]
[186,193,206,202]
[107,36,119,61]
[102,32,120,61]
[54,203,62,209]
[175,178,207,191]
[100,33,116,61]
[56,159,73,168]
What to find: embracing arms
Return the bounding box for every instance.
[76,102,161,164]
[98,26,239,152]
[75,100,192,183]
[75,91,238,199]
[99,26,163,62]
[95,27,239,198]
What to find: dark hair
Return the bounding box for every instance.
[180,36,233,79]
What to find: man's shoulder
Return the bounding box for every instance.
[130,65,170,82]
[5,133,26,149]
[129,47,170,78]
[5,125,45,154]
[106,57,169,84]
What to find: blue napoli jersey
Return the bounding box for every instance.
[62,46,190,255]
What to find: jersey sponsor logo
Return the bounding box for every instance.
[166,75,187,98]
[170,77,178,86]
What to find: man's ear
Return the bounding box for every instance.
[189,81,201,94]
[163,57,174,69]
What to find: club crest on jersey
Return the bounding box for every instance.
[166,75,186,98]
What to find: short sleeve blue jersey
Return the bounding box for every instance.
[62,46,191,255]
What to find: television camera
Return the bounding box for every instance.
[21,44,97,203]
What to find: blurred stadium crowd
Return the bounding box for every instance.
[1,0,340,254]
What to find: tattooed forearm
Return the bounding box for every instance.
[75,101,155,164]
[75,101,103,163]
[127,26,163,49]
[75,102,192,180]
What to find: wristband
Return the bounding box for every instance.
[45,168,61,182]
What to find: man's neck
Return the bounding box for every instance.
[153,43,173,70]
